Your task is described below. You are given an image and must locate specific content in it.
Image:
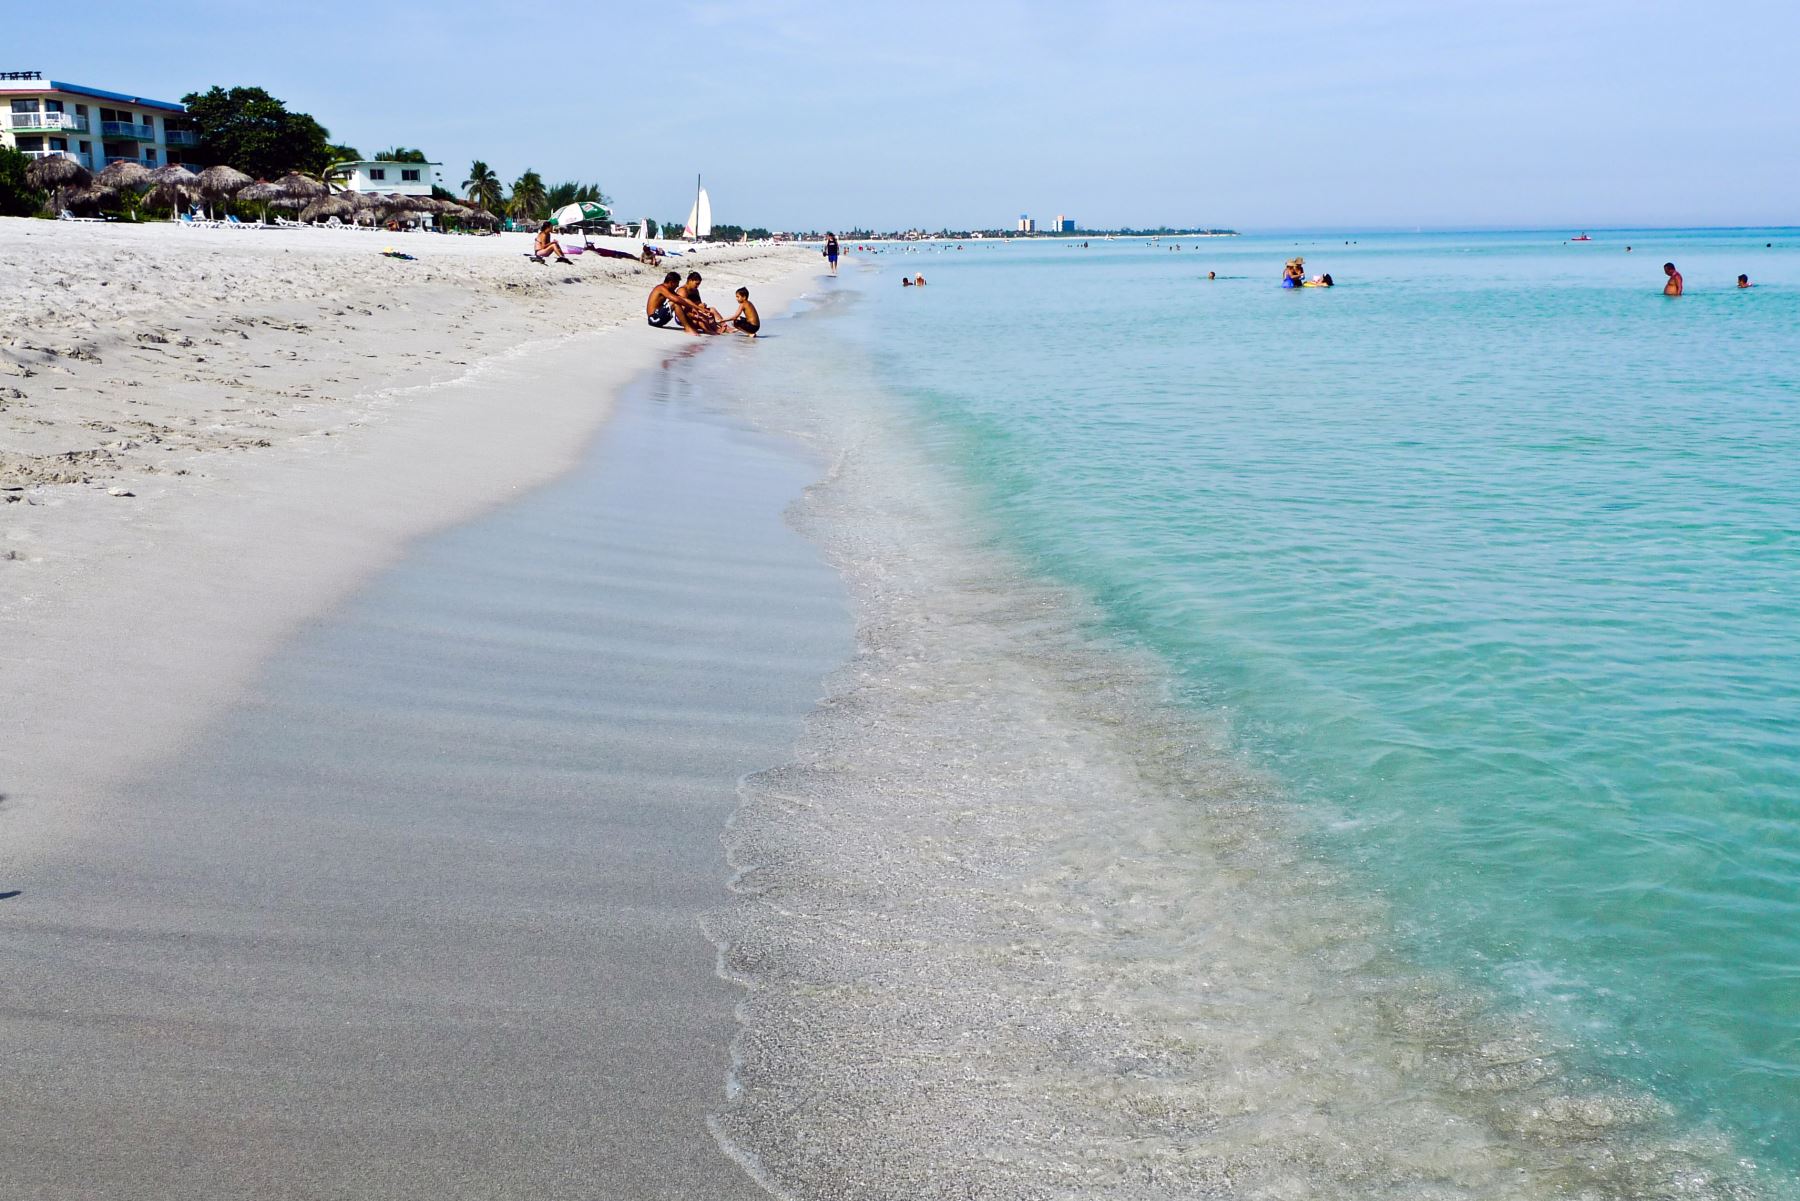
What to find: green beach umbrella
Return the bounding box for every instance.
[550,200,610,229]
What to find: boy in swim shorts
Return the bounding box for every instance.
[729,287,761,336]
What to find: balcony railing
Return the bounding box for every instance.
[100,120,156,140]
[164,129,198,146]
[5,111,88,133]
[21,149,80,162]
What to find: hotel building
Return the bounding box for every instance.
[342,160,446,198]
[1,71,195,172]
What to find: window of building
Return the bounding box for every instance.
[368,167,387,181]
[74,104,87,117]
[50,137,67,151]
[11,99,40,113]
[17,136,43,151]
[45,99,63,113]
[79,141,90,153]
[401,168,420,182]
[144,148,157,163]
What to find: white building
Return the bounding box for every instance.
[1,70,193,172]
[1017,213,1036,233]
[343,160,444,197]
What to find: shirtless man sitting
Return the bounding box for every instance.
[1663,261,1683,296]
[678,271,726,334]
[646,271,702,333]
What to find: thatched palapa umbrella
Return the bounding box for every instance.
[97,159,152,192]
[26,154,92,199]
[145,163,201,219]
[196,164,252,218]
[148,163,199,188]
[60,181,116,216]
[274,172,328,201]
[343,191,382,225]
[298,194,354,224]
[237,180,284,224]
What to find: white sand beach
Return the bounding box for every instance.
[1,218,812,836]
[1,218,827,1195]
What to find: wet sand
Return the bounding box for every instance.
[0,336,848,1196]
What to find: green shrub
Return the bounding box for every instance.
[0,147,47,217]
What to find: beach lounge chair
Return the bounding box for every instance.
[58,209,106,223]
[274,216,304,228]
[224,214,261,230]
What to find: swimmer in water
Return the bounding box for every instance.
[1738,274,1753,288]
[1663,262,1683,296]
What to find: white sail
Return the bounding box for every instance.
[685,187,712,239]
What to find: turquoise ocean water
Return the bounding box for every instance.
[780,230,1799,1187]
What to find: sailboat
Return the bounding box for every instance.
[682,175,712,240]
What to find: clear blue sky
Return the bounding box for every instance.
[13,0,1797,231]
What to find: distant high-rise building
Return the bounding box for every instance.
[1017,214,1036,233]
[1055,216,1076,233]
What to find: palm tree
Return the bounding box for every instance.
[375,147,429,163]
[302,158,355,194]
[463,160,503,213]
[507,168,547,221]
[546,180,612,210]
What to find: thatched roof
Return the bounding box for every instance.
[143,184,186,213]
[236,180,285,204]
[460,208,498,226]
[381,192,427,212]
[275,172,327,199]
[97,160,153,191]
[59,182,116,214]
[148,163,199,187]
[298,194,354,222]
[196,165,253,196]
[26,155,91,190]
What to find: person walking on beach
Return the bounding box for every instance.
[825,233,840,276]
[1663,262,1683,296]
[646,272,701,333]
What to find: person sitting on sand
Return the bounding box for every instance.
[640,244,664,267]
[1282,257,1305,288]
[533,222,572,265]
[1663,261,1683,296]
[1738,274,1753,288]
[646,272,701,333]
[728,287,761,336]
[679,271,726,334]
